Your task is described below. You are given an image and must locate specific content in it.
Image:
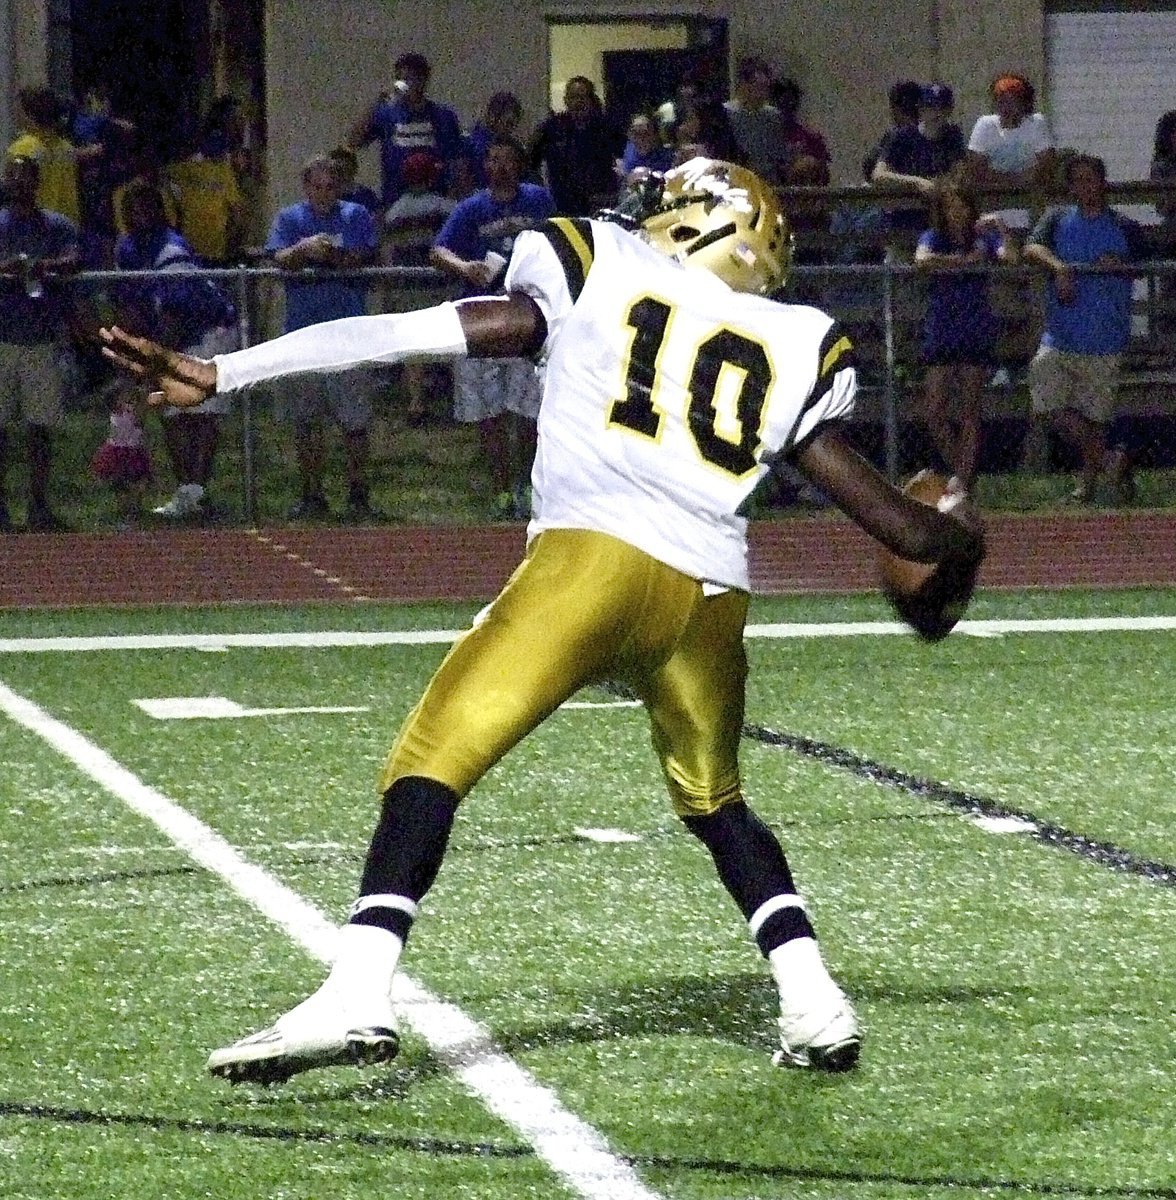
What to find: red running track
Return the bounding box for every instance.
[1,512,1174,610]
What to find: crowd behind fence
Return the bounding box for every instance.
[53,248,1176,527]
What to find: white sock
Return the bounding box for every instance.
[322,923,403,1001]
[768,937,840,1008]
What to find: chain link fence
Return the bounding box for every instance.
[57,255,1176,527]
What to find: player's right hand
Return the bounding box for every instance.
[99,326,217,408]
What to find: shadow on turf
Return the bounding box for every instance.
[5,1099,1170,1199]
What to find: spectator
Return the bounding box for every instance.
[528,76,623,216]
[616,112,674,185]
[69,83,135,265]
[112,134,183,237]
[381,152,456,427]
[918,83,966,172]
[1150,110,1176,239]
[465,91,524,188]
[1148,110,1176,339]
[668,99,741,165]
[328,145,382,216]
[346,52,465,208]
[6,87,82,228]
[0,155,79,531]
[90,388,152,528]
[866,79,936,256]
[430,137,554,516]
[654,62,711,136]
[113,180,239,520]
[862,79,921,182]
[165,102,247,265]
[915,181,1018,494]
[772,77,832,186]
[1023,154,1138,503]
[962,73,1056,232]
[265,155,379,520]
[723,56,787,183]
[381,153,454,269]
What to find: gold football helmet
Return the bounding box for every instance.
[625,158,791,295]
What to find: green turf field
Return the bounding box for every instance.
[1,589,1174,1200]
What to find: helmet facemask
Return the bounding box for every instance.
[603,158,791,295]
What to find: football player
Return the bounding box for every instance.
[101,159,984,1084]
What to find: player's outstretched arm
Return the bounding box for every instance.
[100,296,545,408]
[99,326,216,409]
[794,425,983,565]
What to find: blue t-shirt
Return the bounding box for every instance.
[115,227,236,346]
[434,183,556,296]
[0,207,79,344]
[1029,206,1133,355]
[264,199,377,331]
[365,97,464,205]
[619,140,674,177]
[917,226,1002,359]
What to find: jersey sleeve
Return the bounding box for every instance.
[503,217,596,355]
[789,321,858,451]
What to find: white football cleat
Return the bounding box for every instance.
[773,990,862,1073]
[207,990,399,1086]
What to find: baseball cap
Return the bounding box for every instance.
[920,82,954,109]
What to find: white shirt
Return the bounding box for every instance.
[968,112,1054,227]
[505,218,857,591]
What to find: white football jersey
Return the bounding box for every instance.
[505,218,857,591]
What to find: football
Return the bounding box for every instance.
[879,470,982,642]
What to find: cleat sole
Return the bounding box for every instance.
[208,1026,399,1086]
[347,1026,400,1067]
[809,1036,861,1073]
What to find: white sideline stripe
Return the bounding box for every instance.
[134,696,370,720]
[0,679,662,1200]
[1,614,1175,655]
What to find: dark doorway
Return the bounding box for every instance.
[602,18,728,127]
[69,0,211,156]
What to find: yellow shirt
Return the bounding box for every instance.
[6,131,81,225]
[163,154,243,262]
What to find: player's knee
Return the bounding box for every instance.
[670,777,742,820]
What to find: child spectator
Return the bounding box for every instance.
[113,180,238,519]
[915,182,1018,494]
[91,389,151,527]
[616,113,673,186]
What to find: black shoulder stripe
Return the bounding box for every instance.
[538,217,595,303]
[801,322,856,417]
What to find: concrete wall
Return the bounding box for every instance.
[2,0,1049,214]
[262,0,1050,215]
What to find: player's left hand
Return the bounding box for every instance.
[99,326,217,408]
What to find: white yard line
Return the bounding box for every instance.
[2,614,1175,655]
[0,680,663,1200]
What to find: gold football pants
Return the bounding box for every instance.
[380,528,748,815]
